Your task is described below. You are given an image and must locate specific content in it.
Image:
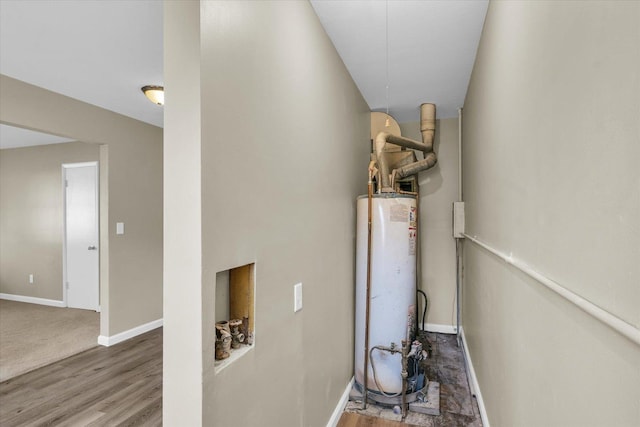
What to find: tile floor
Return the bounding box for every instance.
[344,332,483,426]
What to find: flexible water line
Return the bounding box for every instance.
[369,347,402,398]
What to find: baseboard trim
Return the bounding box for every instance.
[97,318,163,347]
[0,293,65,308]
[423,323,457,334]
[327,376,354,427]
[460,326,490,427]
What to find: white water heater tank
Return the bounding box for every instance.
[354,194,417,395]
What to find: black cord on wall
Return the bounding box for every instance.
[417,289,428,333]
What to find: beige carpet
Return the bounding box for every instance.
[0,299,99,382]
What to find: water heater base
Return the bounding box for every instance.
[350,380,439,413]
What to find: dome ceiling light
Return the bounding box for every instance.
[141,85,164,106]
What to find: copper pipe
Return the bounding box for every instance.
[362,164,374,409]
[401,340,408,419]
[415,185,421,335]
[401,322,412,419]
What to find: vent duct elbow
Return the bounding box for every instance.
[374,103,438,192]
[394,152,437,180]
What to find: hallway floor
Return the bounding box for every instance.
[0,299,99,382]
[1,327,480,426]
[342,332,483,426]
[0,327,161,426]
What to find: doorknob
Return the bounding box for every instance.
[88,246,97,250]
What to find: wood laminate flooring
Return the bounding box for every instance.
[0,327,162,427]
[338,412,419,427]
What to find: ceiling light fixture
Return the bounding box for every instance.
[141,85,164,106]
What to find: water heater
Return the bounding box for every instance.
[354,194,418,398]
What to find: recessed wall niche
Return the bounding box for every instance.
[214,263,255,372]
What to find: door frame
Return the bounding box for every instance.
[62,161,100,309]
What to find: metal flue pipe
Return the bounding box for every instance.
[420,103,436,150]
[375,103,438,191]
[376,133,433,154]
[394,152,437,180]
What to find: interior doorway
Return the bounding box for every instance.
[63,162,99,311]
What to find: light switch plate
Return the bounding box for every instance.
[116,222,125,235]
[294,283,303,312]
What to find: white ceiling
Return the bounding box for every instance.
[0,0,487,132]
[0,124,74,150]
[0,0,163,127]
[311,0,488,122]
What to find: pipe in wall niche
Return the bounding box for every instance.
[375,103,438,190]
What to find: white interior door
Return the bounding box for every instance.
[64,163,99,311]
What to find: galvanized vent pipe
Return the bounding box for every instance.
[375,103,438,191]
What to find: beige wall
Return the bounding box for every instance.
[0,141,100,301]
[400,118,459,330]
[462,1,640,426]
[164,1,370,425]
[163,0,202,423]
[0,75,163,338]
